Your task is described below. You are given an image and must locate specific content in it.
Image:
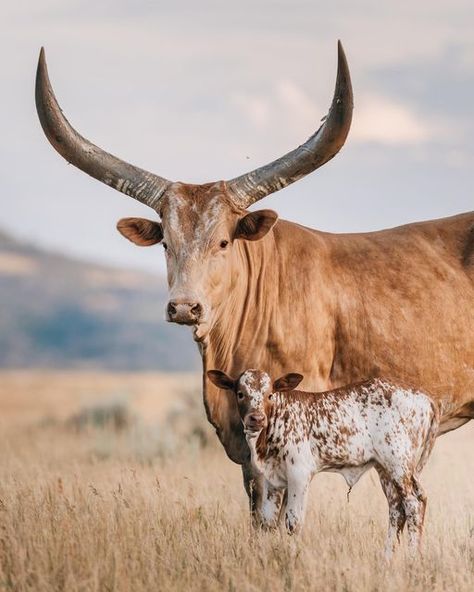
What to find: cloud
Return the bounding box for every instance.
[231,80,324,139]
[232,81,444,147]
[275,80,320,125]
[352,94,438,145]
[231,94,270,129]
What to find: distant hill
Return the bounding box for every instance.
[0,230,199,371]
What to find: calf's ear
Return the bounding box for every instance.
[207,370,235,391]
[117,218,163,246]
[273,373,304,393]
[234,209,278,242]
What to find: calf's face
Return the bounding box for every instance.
[207,369,303,434]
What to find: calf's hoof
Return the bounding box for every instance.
[285,512,302,535]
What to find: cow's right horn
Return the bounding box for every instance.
[35,48,171,211]
[227,41,353,209]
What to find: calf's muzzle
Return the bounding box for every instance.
[244,412,266,433]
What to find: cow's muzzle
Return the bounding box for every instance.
[166,300,203,325]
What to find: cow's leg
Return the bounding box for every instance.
[285,472,311,534]
[241,462,264,525]
[377,469,406,559]
[402,476,427,555]
[260,481,285,529]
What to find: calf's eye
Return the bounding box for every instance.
[162,242,168,251]
[237,392,244,400]
[220,240,229,249]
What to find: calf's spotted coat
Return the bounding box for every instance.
[208,369,439,556]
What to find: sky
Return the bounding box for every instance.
[1,0,473,274]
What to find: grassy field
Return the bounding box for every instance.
[0,371,473,591]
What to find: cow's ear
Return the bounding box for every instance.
[273,373,304,393]
[207,370,235,391]
[117,218,163,246]
[234,209,278,242]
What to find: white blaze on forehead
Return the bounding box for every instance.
[201,196,227,236]
[164,194,186,244]
[165,195,227,251]
[239,370,271,406]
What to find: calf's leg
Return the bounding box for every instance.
[260,481,285,529]
[402,476,427,555]
[285,472,311,534]
[377,470,406,559]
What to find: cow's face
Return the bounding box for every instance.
[117,181,278,340]
[207,369,304,435]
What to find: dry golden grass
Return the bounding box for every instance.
[0,371,473,591]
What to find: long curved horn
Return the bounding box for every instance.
[227,41,353,208]
[35,48,171,210]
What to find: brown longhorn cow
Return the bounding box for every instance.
[35,42,474,517]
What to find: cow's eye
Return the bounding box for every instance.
[162,242,168,251]
[237,391,244,400]
[220,240,229,249]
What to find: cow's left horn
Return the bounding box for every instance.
[227,41,353,208]
[35,48,172,210]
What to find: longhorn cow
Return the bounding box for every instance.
[35,43,474,518]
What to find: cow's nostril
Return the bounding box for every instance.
[190,303,202,318]
[167,300,203,324]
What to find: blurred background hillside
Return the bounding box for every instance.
[0,229,198,370]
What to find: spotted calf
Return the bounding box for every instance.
[207,369,439,556]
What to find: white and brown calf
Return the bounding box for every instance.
[207,369,439,556]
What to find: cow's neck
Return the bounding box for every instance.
[198,235,276,462]
[209,236,278,370]
[200,224,336,464]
